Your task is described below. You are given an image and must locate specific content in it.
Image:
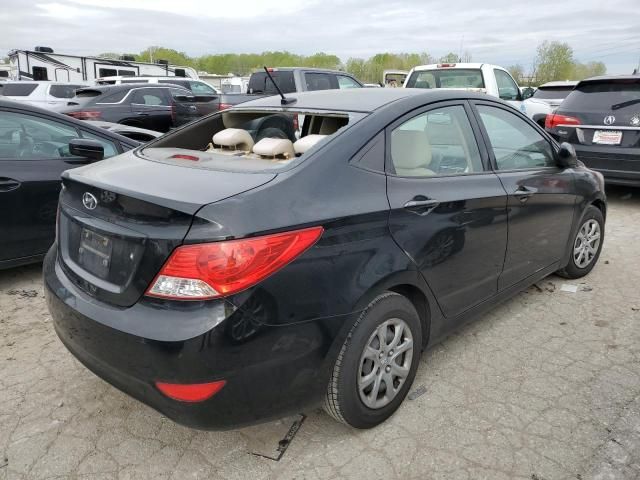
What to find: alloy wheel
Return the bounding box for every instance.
[573,219,601,269]
[357,318,413,409]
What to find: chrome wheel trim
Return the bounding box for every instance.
[573,219,601,269]
[357,318,413,409]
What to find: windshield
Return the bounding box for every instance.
[561,80,640,111]
[532,87,574,100]
[405,69,485,89]
[140,108,366,173]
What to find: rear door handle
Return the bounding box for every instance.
[513,186,537,202]
[0,178,21,192]
[403,197,440,215]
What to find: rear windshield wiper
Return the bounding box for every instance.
[611,98,640,111]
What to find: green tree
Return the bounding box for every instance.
[439,52,460,63]
[137,47,193,67]
[533,41,574,84]
[507,64,525,84]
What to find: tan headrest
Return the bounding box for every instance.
[252,138,295,159]
[391,130,432,169]
[212,128,254,151]
[293,134,326,155]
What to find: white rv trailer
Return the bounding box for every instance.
[7,47,199,83]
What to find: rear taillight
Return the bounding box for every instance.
[65,110,102,120]
[156,380,226,402]
[218,103,233,111]
[545,113,581,130]
[146,226,324,300]
[293,113,299,132]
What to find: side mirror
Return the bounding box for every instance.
[69,138,104,161]
[557,142,578,169]
[521,87,535,100]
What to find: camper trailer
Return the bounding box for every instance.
[7,47,199,83]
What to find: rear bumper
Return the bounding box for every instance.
[574,145,640,186]
[44,247,339,430]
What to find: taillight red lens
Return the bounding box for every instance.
[146,226,324,300]
[293,113,299,132]
[218,103,233,111]
[545,113,581,130]
[65,110,102,120]
[155,380,226,402]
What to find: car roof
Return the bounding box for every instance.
[0,80,87,85]
[252,67,355,75]
[232,88,494,113]
[98,76,195,81]
[577,74,640,85]
[411,63,500,71]
[77,84,190,94]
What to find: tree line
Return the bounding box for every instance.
[98,41,606,85]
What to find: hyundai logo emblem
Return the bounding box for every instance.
[82,192,98,210]
[604,115,616,126]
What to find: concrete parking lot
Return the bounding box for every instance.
[1,186,639,480]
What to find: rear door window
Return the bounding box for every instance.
[131,89,169,106]
[390,105,484,176]
[304,73,338,91]
[1,84,38,96]
[49,84,84,99]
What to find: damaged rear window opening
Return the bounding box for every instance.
[139,109,365,173]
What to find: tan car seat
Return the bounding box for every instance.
[210,128,254,153]
[293,134,326,155]
[252,138,295,160]
[391,130,435,176]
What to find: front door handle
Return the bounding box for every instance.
[0,178,21,192]
[403,197,440,215]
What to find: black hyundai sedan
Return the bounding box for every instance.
[45,88,606,430]
[545,74,640,186]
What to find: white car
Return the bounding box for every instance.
[0,81,87,110]
[522,81,578,127]
[403,63,526,112]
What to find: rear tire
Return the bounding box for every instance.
[557,205,604,279]
[323,292,421,428]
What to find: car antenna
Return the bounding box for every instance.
[263,66,296,105]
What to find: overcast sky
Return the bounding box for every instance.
[1,0,639,74]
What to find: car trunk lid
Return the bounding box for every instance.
[58,152,276,307]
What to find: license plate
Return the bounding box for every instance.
[78,228,112,278]
[593,130,622,145]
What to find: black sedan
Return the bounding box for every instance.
[0,99,138,270]
[45,88,606,430]
[546,74,640,186]
[61,84,218,133]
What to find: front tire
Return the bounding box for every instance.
[324,292,421,428]
[557,205,604,279]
